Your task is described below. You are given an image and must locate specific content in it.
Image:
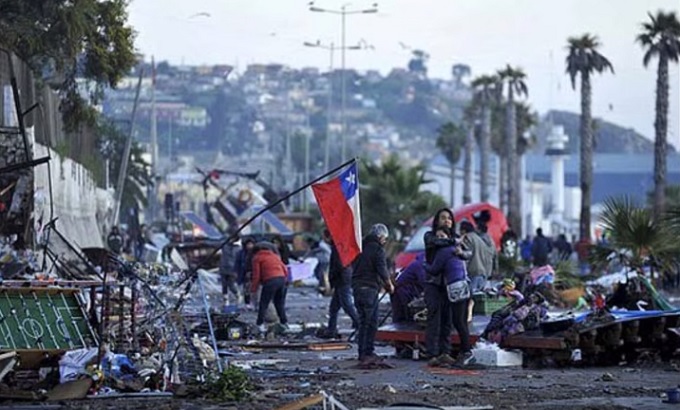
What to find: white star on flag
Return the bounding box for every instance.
[345,172,356,185]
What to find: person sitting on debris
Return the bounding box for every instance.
[107,226,124,255]
[320,229,359,339]
[424,226,474,367]
[352,223,393,365]
[219,235,242,306]
[251,242,289,333]
[391,253,426,323]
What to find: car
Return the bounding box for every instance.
[394,203,509,271]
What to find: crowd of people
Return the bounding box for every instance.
[103,209,573,368]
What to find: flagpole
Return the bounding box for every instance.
[173,157,358,309]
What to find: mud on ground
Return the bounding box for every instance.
[69,286,680,409]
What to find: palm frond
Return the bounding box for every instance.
[594,196,680,271]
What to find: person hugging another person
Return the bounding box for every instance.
[423,225,475,368]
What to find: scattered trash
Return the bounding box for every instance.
[59,348,98,383]
[230,359,289,370]
[598,372,615,382]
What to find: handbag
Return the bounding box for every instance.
[446,279,471,303]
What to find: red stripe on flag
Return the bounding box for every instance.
[312,177,361,267]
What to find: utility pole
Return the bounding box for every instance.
[148,57,158,223]
[112,68,144,227]
[309,2,378,162]
[304,39,368,169]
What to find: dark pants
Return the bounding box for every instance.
[328,284,359,333]
[390,291,410,323]
[353,286,379,359]
[451,298,471,353]
[425,283,452,357]
[256,277,288,325]
[221,273,239,297]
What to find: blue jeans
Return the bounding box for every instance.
[328,284,359,333]
[352,286,379,359]
[424,283,452,357]
[257,277,288,325]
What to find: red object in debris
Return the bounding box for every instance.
[208,170,220,180]
[0,202,5,212]
[594,294,606,310]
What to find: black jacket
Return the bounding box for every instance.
[351,234,389,290]
[329,243,352,288]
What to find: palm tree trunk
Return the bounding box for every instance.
[653,54,669,220]
[480,102,491,202]
[499,156,507,211]
[579,72,593,241]
[463,124,473,204]
[450,163,456,207]
[507,92,521,232]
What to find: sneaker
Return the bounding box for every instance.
[257,324,267,333]
[438,353,457,366]
[456,351,476,367]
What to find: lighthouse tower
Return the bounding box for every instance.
[545,125,569,220]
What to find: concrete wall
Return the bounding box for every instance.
[34,135,112,249]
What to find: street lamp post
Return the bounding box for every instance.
[309,2,378,162]
[304,40,363,170]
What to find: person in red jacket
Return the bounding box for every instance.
[251,243,289,332]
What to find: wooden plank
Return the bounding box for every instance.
[503,334,566,350]
[275,393,324,410]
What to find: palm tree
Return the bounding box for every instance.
[637,11,680,219]
[451,64,472,89]
[462,103,478,204]
[471,75,498,203]
[497,65,529,233]
[436,122,467,207]
[566,34,614,242]
[591,197,679,280]
[359,155,447,239]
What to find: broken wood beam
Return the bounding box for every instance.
[274,393,324,410]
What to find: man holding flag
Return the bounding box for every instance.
[312,161,392,363]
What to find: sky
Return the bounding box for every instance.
[128,0,680,149]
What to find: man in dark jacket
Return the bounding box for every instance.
[352,223,393,364]
[322,230,359,339]
[532,228,552,267]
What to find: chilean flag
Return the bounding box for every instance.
[311,162,362,267]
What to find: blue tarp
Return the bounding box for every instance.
[180,211,223,239]
[574,309,680,323]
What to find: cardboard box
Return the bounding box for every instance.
[472,347,523,367]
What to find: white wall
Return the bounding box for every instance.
[33,141,113,249]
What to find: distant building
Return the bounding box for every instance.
[178,107,209,128]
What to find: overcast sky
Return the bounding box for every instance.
[128,0,680,149]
